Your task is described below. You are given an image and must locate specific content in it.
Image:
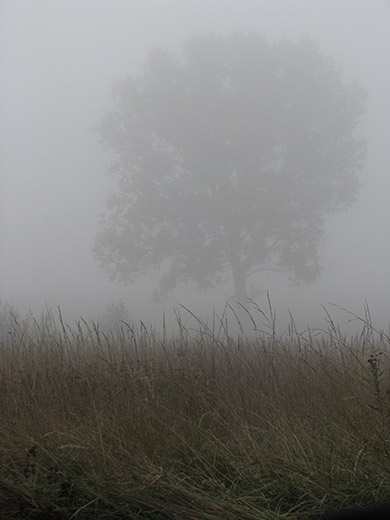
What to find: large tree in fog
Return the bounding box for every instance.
[94,34,365,305]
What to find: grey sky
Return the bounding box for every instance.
[1,0,389,330]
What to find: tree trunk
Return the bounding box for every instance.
[231,258,247,308]
[228,233,249,331]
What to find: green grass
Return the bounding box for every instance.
[1,305,390,519]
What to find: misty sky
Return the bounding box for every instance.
[1,0,390,331]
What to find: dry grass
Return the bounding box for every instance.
[1,305,390,519]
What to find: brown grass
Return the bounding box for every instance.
[1,305,390,518]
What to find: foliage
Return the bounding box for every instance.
[94,33,365,302]
[96,299,132,334]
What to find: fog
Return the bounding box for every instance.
[1,0,390,333]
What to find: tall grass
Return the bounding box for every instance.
[1,305,390,519]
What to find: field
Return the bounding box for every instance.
[1,305,390,519]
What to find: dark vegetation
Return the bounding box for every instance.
[1,304,390,519]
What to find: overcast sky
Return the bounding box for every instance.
[1,0,390,331]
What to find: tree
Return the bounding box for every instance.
[94,33,365,307]
[96,299,132,334]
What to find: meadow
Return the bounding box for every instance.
[1,304,390,519]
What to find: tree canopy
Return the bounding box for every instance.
[94,33,365,305]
